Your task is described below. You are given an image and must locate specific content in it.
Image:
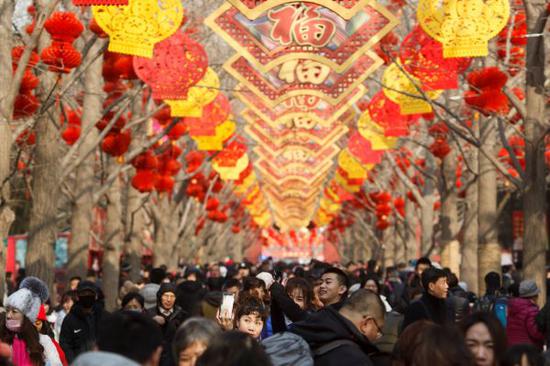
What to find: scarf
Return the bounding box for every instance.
[12,336,32,366]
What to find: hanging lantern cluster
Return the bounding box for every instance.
[11,46,40,120]
[41,12,84,73]
[428,121,451,159]
[464,67,510,116]
[61,109,82,146]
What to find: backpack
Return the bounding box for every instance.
[474,295,508,327]
[261,332,359,366]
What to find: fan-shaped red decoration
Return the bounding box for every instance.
[62,125,81,145]
[133,32,208,100]
[367,91,411,137]
[44,12,84,43]
[400,26,470,90]
[40,42,81,73]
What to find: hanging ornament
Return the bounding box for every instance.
[134,32,208,100]
[382,62,442,115]
[417,0,510,58]
[367,91,411,137]
[92,0,184,58]
[186,93,230,136]
[41,42,82,73]
[212,142,249,180]
[191,120,235,151]
[74,0,128,6]
[357,110,398,150]
[399,26,470,90]
[338,149,368,180]
[165,67,220,117]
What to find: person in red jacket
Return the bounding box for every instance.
[506,280,545,350]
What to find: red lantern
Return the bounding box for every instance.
[101,130,131,157]
[73,0,128,6]
[134,32,208,100]
[367,92,412,137]
[156,175,175,193]
[206,198,220,211]
[40,42,81,73]
[167,122,187,141]
[13,94,39,119]
[399,26,470,90]
[132,151,158,170]
[61,125,81,145]
[132,170,158,193]
[44,12,84,43]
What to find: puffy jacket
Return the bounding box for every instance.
[290,307,387,366]
[59,303,109,363]
[506,297,544,349]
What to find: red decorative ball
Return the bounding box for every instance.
[61,125,81,145]
[132,170,158,193]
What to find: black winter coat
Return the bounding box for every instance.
[146,305,188,366]
[290,307,385,366]
[59,303,109,363]
[401,292,453,331]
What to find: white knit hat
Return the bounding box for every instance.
[6,277,49,322]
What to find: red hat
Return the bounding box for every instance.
[37,304,47,322]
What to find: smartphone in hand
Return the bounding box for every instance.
[220,293,235,319]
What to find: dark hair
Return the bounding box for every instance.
[223,278,241,291]
[448,273,459,288]
[242,277,266,292]
[121,292,145,309]
[421,267,448,291]
[322,267,350,289]
[173,317,220,361]
[235,294,268,322]
[196,331,273,366]
[150,268,166,285]
[61,290,77,305]
[415,257,432,270]
[484,272,501,295]
[393,321,474,366]
[502,344,545,366]
[97,311,163,364]
[285,277,314,311]
[361,274,381,294]
[0,313,44,365]
[459,312,507,365]
[69,276,81,283]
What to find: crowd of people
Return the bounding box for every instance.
[0,257,549,366]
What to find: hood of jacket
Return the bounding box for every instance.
[290,306,379,355]
[72,351,140,366]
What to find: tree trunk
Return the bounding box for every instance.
[440,147,460,274]
[67,35,105,280]
[478,116,501,293]
[123,181,146,282]
[405,197,419,260]
[25,20,62,291]
[522,0,548,306]
[0,0,15,300]
[153,196,179,270]
[461,138,480,294]
[103,163,123,312]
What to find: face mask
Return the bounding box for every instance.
[79,295,96,308]
[6,319,22,332]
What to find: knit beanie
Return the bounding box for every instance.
[157,283,177,303]
[6,277,49,322]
